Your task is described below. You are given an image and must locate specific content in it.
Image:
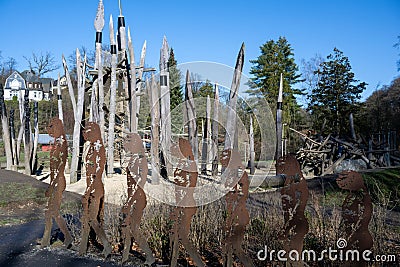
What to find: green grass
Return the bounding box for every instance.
[0,182,47,207]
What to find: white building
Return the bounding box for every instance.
[4,70,53,101]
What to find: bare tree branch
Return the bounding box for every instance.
[24,51,59,77]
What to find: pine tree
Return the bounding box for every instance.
[248,36,303,124]
[309,48,366,136]
[168,48,183,111]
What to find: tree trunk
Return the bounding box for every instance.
[9,109,18,166]
[23,89,31,175]
[31,101,39,174]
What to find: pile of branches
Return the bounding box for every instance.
[291,128,400,176]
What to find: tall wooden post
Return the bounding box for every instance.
[23,89,31,175]
[276,73,283,167]
[159,36,172,176]
[9,109,17,166]
[184,70,198,161]
[201,95,211,174]
[0,84,12,170]
[127,27,137,132]
[136,41,147,116]
[148,75,160,183]
[95,0,105,139]
[349,113,356,140]
[211,84,219,176]
[66,49,86,183]
[31,101,39,173]
[57,74,63,122]
[107,15,118,177]
[224,43,245,150]
[249,115,255,175]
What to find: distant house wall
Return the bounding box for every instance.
[3,71,53,102]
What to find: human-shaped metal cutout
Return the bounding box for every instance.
[79,122,112,258]
[276,154,309,262]
[336,171,373,253]
[41,117,73,248]
[221,149,254,267]
[121,133,155,265]
[169,138,205,267]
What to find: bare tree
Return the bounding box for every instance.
[24,51,59,78]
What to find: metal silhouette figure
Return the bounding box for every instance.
[79,122,111,258]
[276,154,309,264]
[121,133,155,265]
[221,149,254,267]
[336,171,373,253]
[41,117,72,248]
[169,138,205,267]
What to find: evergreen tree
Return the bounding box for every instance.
[309,48,366,136]
[248,36,303,125]
[168,48,183,111]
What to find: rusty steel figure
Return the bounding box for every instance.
[221,149,254,267]
[169,138,205,267]
[121,133,155,265]
[336,171,373,253]
[41,118,72,248]
[79,122,111,258]
[276,154,309,264]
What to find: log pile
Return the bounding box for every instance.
[292,127,399,176]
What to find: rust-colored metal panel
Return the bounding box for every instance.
[79,122,111,258]
[221,149,254,267]
[336,171,373,252]
[276,154,309,259]
[121,133,155,265]
[41,117,72,248]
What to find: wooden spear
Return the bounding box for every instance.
[107,15,118,177]
[211,83,219,176]
[95,0,105,138]
[201,95,211,174]
[224,43,245,150]
[68,49,86,182]
[127,27,137,132]
[10,109,18,166]
[276,73,283,166]
[184,69,198,161]
[0,84,12,170]
[148,75,160,183]
[57,73,64,122]
[249,115,255,175]
[136,41,147,116]
[31,101,39,173]
[23,89,31,175]
[159,36,172,176]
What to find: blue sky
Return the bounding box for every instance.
[0,0,399,101]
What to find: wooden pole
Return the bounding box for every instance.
[211,83,219,176]
[159,36,172,176]
[95,0,105,139]
[23,89,31,175]
[224,43,244,150]
[148,75,160,183]
[249,115,255,175]
[201,95,211,174]
[276,73,283,166]
[9,109,18,166]
[68,49,86,183]
[0,84,12,170]
[57,73,64,122]
[127,27,137,132]
[31,101,39,173]
[136,41,147,116]
[184,70,198,161]
[107,15,118,177]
